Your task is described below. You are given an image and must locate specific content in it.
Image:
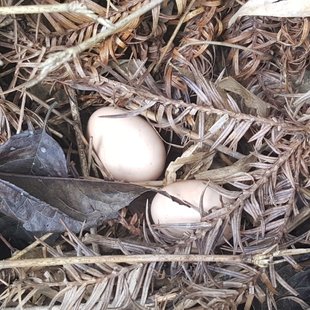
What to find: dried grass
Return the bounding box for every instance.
[0,0,310,309]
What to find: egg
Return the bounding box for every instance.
[151,180,231,240]
[87,106,166,182]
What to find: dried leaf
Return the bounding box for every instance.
[218,77,270,117]
[0,172,147,231]
[0,179,84,232]
[229,0,310,27]
[195,155,255,182]
[0,129,67,177]
[164,144,200,184]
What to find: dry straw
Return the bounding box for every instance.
[0,0,309,309]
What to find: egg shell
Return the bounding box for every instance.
[87,107,166,182]
[151,180,231,239]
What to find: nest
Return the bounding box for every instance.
[0,0,310,309]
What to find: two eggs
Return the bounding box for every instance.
[87,107,229,239]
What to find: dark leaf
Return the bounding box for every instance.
[0,173,148,232]
[0,179,85,232]
[0,214,35,259]
[0,129,67,177]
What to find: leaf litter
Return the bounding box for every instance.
[0,0,310,309]
[0,172,147,232]
[0,129,68,177]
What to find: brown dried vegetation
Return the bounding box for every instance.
[0,0,310,309]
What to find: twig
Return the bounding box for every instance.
[0,2,97,16]
[2,307,72,310]
[153,0,196,72]
[253,248,310,267]
[66,87,89,177]
[0,234,14,252]
[0,254,245,270]
[9,233,53,261]
[26,91,75,127]
[1,248,310,270]
[70,78,305,132]
[179,39,266,56]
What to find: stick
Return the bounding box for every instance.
[0,2,88,15]
[0,254,246,270]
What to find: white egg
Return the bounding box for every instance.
[151,180,231,240]
[87,107,166,182]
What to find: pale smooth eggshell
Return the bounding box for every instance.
[151,180,231,239]
[87,107,166,182]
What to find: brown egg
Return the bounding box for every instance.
[87,107,166,182]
